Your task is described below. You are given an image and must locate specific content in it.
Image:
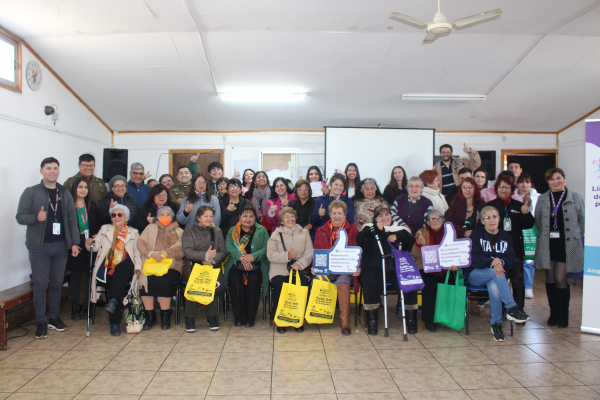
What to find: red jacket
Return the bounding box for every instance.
[314,220,359,250]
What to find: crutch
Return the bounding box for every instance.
[86,241,95,337]
[371,227,392,337]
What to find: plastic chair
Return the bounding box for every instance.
[466,284,513,336]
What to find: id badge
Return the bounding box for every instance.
[503,218,512,231]
[52,223,61,235]
[550,231,560,239]
[84,229,89,239]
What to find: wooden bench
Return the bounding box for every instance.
[0,281,34,350]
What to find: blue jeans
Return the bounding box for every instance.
[468,268,517,324]
[523,260,535,289]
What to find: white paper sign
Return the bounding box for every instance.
[310,181,324,197]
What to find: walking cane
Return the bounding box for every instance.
[86,241,95,337]
[371,227,393,337]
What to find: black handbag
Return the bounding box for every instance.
[280,232,310,277]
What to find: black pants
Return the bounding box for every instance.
[70,270,88,304]
[104,260,134,325]
[140,269,181,298]
[228,268,262,319]
[508,256,525,309]
[270,273,310,320]
[359,267,401,306]
[421,270,454,323]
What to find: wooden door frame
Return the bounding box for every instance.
[500,149,558,171]
[169,149,224,176]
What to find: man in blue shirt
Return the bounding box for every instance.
[127,162,151,207]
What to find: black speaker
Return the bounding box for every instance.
[478,150,496,181]
[103,148,128,183]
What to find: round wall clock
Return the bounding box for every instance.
[26,61,42,91]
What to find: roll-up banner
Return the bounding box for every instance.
[582,119,600,335]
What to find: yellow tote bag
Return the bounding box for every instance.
[141,257,172,277]
[274,270,308,328]
[184,263,220,305]
[305,275,338,324]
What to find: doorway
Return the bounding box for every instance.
[169,150,224,185]
[502,150,557,194]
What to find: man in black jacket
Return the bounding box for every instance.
[16,157,80,339]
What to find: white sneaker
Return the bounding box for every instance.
[525,289,534,299]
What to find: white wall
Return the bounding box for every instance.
[558,112,599,194]
[0,46,111,291]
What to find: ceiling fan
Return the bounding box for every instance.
[390,0,501,43]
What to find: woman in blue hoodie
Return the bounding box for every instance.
[467,206,530,341]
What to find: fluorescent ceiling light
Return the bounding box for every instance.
[218,92,307,102]
[402,94,486,101]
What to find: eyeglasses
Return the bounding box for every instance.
[499,185,511,190]
[155,193,167,197]
[229,185,240,189]
[130,172,145,177]
[484,215,499,220]
[462,185,474,190]
[113,184,126,189]
[429,217,442,222]
[297,188,309,191]
[111,213,124,218]
[195,181,207,185]
[408,185,421,189]
[80,163,95,168]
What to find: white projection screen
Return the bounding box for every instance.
[324,127,435,189]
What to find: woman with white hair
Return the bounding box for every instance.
[87,204,142,336]
[137,206,184,330]
[390,176,433,234]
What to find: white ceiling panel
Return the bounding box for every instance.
[518,34,600,70]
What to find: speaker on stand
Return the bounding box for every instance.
[103,148,128,183]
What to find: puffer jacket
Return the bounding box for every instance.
[267,224,314,280]
[137,221,185,292]
[182,223,227,278]
[99,191,138,226]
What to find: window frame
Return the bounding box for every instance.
[0,27,22,93]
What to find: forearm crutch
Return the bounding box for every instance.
[86,242,95,337]
[371,227,393,338]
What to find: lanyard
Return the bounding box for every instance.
[48,190,59,221]
[551,190,566,229]
[77,204,88,228]
[504,204,509,219]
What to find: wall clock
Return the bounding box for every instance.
[26,61,42,91]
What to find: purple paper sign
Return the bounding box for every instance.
[421,222,472,273]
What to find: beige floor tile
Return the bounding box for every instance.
[512,329,566,344]
[462,330,520,346]
[227,321,275,337]
[136,324,185,337]
[145,371,213,396]
[445,365,521,390]
[121,335,179,352]
[272,370,335,394]
[177,324,231,337]
[75,395,140,400]
[223,336,274,353]
[498,362,583,387]
[0,349,67,369]
[378,349,440,369]
[274,336,324,352]
[388,367,461,392]
[81,370,155,395]
[548,328,600,343]
[579,342,600,357]
[49,350,118,370]
[402,390,470,400]
[89,322,126,337]
[428,347,494,367]
[330,369,399,393]
[336,394,404,400]
[526,343,599,362]
[326,350,385,369]
[71,335,133,352]
[589,386,600,395]
[464,388,538,400]
[160,351,221,371]
[143,396,204,400]
[271,395,336,400]
[22,335,85,351]
[0,394,9,400]
[18,369,98,394]
[478,345,547,364]
[0,368,43,392]
[319,322,365,336]
[553,361,600,386]
[272,351,329,371]
[104,351,169,371]
[527,385,600,400]
[368,334,425,350]
[413,332,473,348]
[321,335,374,351]
[206,396,269,400]
[0,347,18,361]
[7,394,76,400]
[172,335,226,352]
[208,371,272,395]
[216,351,272,371]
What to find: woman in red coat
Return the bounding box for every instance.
[314,200,360,335]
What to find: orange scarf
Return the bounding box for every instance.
[105,225,128,276]
[327,219,346,249]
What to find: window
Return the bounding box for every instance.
[0,27,21,93]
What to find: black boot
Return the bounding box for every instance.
[160,309,172,330]
[71,302,81,321]
[365,310,378,336]
[557,286,570,328]
[407,309,418,334]
[143,310,156,331]
[546,283,558,327]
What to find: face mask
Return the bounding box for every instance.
[158,216,172,226]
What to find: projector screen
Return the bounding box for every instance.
[324,127,435,190]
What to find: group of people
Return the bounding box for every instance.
[16,143,584,342]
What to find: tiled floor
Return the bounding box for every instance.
[1,275,599,399]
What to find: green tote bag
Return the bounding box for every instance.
[433,269,467,331]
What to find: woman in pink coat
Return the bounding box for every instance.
[266,177,296,229]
